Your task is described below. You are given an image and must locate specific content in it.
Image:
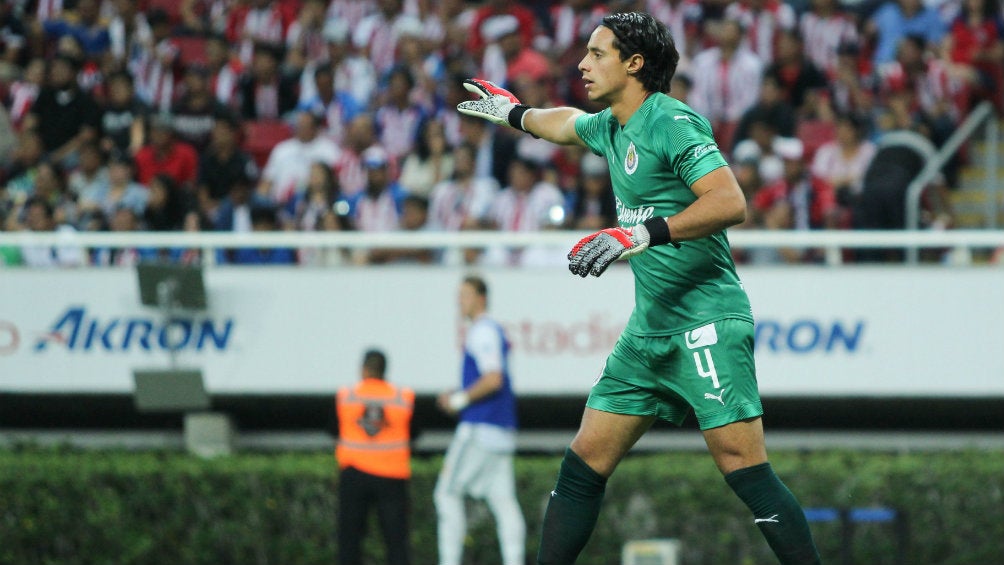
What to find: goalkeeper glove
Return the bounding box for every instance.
[568,217,678,277]
[456,78,533,133]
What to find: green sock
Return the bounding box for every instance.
[725,462,822,565]
[536,448,607,565]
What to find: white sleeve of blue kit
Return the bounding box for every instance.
[466,320,503,375]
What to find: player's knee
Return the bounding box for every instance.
[710,446,768,475]
[566,443,616,477]
[704,419,768,473]
[433,483,457,508]
[558,445,613,482]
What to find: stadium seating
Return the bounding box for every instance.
[173,36,209,67]
[796,119,837,163]
[144,0,183,24]
[242,119,293,168]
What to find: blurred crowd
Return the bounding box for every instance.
[0,0,1001,267]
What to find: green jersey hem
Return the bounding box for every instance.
[621,314,755,338]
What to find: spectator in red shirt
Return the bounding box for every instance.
[753,136,837,233]
[945,0,1004,111]
[133,113,199,190]
[748,137,836,263]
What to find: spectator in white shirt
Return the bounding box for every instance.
[399,117,455,198]
[285,0,328,65]
[348,146,409,263]
[374,66,426,160]
[256,110,341,205]
[428,142,498,232]
[483,156,565,266]
[297,19,377,114]
[798,0,859,79]
[334,113,382,198]
[19,196,86,268]
[77,150,148,224]
[353,0,412,77]
[810,113,877,226]
[427,142,499,265]
[350,146,407,232]
[687,18,764,152]
[724,0,796,62]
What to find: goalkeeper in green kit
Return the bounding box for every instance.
[457,11,821,565]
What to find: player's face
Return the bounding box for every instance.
[578,26,629,104]
[458,283,481,320]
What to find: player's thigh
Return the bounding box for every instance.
[589,331,692,427]
[665,318,764,430]
[435,425,477,496]
[479,450,518,498]
[435,425,494,497]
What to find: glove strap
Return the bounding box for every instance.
[642,217,681,248]
[508,104,533,133]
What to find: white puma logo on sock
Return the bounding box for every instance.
[754,514,780,524]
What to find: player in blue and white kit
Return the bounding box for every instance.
[434,275,526,565]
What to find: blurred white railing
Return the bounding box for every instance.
[3,229,1004,266]
[903,102,1000,262]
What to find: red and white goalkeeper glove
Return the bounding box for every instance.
[567,217,678,277]
[456,78,533,132]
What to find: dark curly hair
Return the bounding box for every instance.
[600,12,680,94]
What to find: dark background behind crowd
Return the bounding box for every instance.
[1,0,1001,267]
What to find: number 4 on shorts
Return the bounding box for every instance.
[693,350,720,389]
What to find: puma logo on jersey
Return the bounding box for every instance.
[673,115,692,122]
[704,389,726,406]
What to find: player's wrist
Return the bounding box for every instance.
[447,390,470,411]
[642,217,680,249]
[509,105,539,138]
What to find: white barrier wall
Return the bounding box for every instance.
[2,265,1003,397]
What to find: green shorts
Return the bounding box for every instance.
[587,318,763,430]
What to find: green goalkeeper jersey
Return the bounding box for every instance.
[574,93,753,336]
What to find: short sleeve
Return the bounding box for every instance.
[466,320,503,374]
[574,110,610,156]
[661,115,729,187]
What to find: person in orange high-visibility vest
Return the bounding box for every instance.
[335,348,415,565]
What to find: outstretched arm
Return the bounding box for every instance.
[522,107,587,146]
[456,78,586,146]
